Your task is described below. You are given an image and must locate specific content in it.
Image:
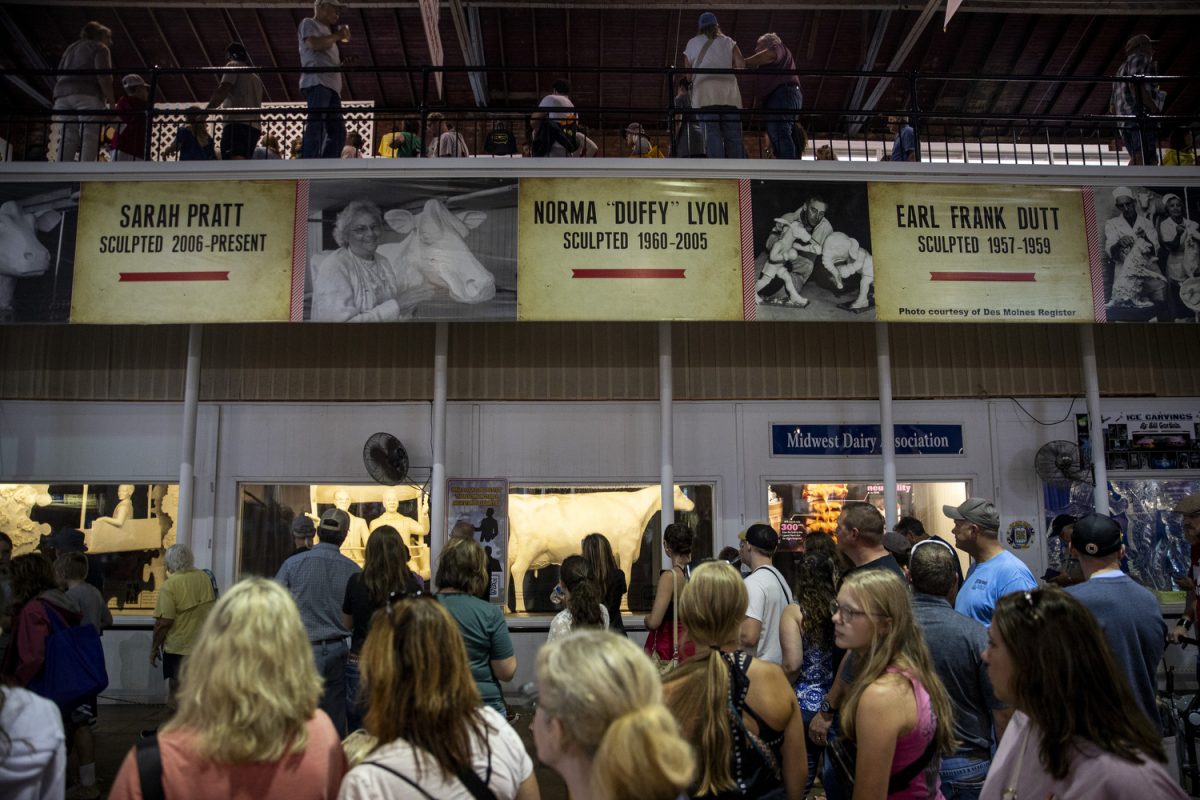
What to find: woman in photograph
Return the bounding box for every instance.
[581,533,627,635]
[534,630,693,800]
[311,200,433,322]
[435,538,516,715]
[338,593,539,799]
[832,569,955,799]
[342,526,421,730]
[108,578,346,799]
[662,560,806,799]
[546,555,607,642]
[980,588,1186,800]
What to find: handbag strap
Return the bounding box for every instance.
[38,599,70,634]
[693,36,716,70]
[670,566,679,659]
[888,733,938,793]
[136,734,166,800]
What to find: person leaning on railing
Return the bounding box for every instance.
[52,21,116,164]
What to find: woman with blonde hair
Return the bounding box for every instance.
[662,560,806,799]
[109,577,346,799]
[338,593,539,799]
[831,569,955,799]
[534,630,694,800]
[436,537,516,714]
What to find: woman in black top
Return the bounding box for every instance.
[581,533,627,636]
[342,526,422,730]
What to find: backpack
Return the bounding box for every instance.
[484,124,519,156]
[531,117,579,156]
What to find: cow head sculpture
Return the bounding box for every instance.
[0,201,61,318]
[384,199,496,304]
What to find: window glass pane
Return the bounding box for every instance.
[3,483,177,616]
[506,484,714,615]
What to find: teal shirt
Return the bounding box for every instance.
[438,592,514,713]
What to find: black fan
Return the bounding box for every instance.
[1034,440,1091,483]
[363,432,410,485]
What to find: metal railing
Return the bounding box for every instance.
[1,62,1195,166]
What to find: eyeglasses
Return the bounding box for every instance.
[1017,590,1043,622]
[386,587,433,620]
[349,224,381,236]
[830,600,887,623]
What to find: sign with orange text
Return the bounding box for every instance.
[71,180,298,323]
[517,177,746,320]
[870,183,1094,323]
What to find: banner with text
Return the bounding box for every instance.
[870,183,1093,323]
[71,180,299,323]
[771,423,965,456]
[446,478,509,604]
[517,177,746,320]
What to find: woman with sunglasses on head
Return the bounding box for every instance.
[109,578,346,799]
[979,587,1185,800]
[662,560,807,799]
[832,569,955,799]
[436,538,516,715]
[338,593,540,799]
[341,526,422,730]
[534,630,694,800]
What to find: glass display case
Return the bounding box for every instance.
[2,482,177,615]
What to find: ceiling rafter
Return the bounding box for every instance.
[247,7,290,101]
[391,7,421,107]
[148,7,200,101]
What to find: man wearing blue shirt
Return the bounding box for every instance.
[946,497,1036,626]
[888,115,917,162]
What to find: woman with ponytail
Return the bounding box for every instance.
[547,556,607,642]
[533,630,694,800]
[662,560,806,799]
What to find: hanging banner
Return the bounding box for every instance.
[771,423,965,456]
[517,177,746,320]
[446,478,509,604]
[71,180,299,323]
[870,183,1094,322]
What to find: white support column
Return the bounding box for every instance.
[176,323,202,548]
[659,322,674,535]
[1079,324,1109,515]
[876,322,898,529]
[431,322,449,545]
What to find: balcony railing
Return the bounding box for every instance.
[1,63,1194,166]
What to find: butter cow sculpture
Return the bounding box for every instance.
[0,201,62,322]
[507,485,695,612]
[382,199,496,304]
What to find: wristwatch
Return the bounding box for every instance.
[1181,617,1194,631]
[818,699,835,716]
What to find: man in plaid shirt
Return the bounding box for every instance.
[1111,34,1165,166]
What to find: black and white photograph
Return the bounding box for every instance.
[1092,184,1199,323]
[0,181,79,323]
[304,177,518,322]
[749,179,875,321]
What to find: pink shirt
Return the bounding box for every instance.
[109,712,347,800]
[887,666,944,800]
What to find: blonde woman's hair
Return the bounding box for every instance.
[662,560,746,794]
[162,577,322,762]
[341,729,378,768]
[537,631,694,800]
[838,570,957,755]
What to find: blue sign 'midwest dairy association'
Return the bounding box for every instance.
[771,424,964,456]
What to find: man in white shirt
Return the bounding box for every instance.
[298,0,349,158]
[738,522,792,665]
[532,79,577,157]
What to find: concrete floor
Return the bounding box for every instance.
[88,700,568,799]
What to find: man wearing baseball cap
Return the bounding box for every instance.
[737,522,792,665]
[275,505,360,736]
[298,0,350,158]
[285,513,316,561]
[1111,33,1163,166]
[945,498,1036,626]
[1066,513,1165,728]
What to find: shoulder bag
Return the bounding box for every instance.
[644,567,680,674]
[28,600,109,709]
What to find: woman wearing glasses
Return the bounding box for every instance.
[662,560,807,799]
[435,538,516,715]
[109,578,347,799]
[979,588,1185,800]
[338,592,540,799]
[311,200,433,321]
[534,630,693,800]
[832,569,955,799]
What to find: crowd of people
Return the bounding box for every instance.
[0,491,1196,799]
[46,10,1191,166]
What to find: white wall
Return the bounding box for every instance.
[3,395,1196,699]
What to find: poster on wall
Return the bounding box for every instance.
[302,177,518,322]
[1088,185,1199,323]
[748,180,876,320]
[71,180,298,323]
[1078,411,1200,471]
[870,183,1094,322]
[0,182,79,323]
[446,478,508,604]
[517,177,744,320]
